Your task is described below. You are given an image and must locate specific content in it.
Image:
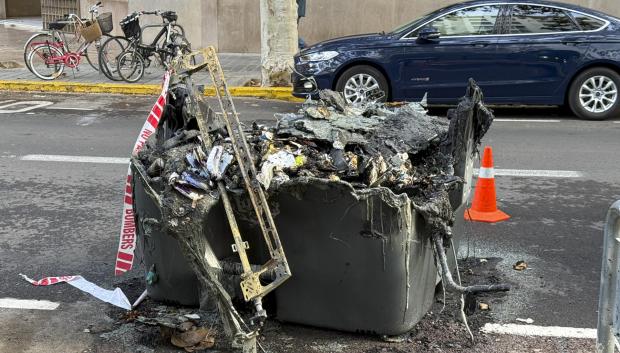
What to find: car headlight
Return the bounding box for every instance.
[299,51,339,63]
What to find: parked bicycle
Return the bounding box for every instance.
[24,2,113,80]
[109,10,190,83]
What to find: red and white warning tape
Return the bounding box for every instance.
[20,274,77,285]
[20,274,131,310]
[114,71,171,276]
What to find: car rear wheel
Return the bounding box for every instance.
[568,67,620,120]
[335,65,389,105]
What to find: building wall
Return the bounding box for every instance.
[297,0,620,48]
[567,0,620,17]
[217,0,260,53]
[127,0,204,49]
[6,0,41,17]
[79,0,127,36]
[0,0,7,19]
[297,0,459,46]
[122,0,620,53]
[211,0,620,53]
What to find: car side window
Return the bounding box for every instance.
[570,11,606,31]
[509,5,579,34]
[411,5,501,37]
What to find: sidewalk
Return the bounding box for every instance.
[0,22,265,91]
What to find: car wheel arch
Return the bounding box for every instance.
[564,61,620,105]
[333,60,392,100]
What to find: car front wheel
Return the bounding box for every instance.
[568,67,620,120]
[335,65,389,105]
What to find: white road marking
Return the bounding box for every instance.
[0,100,16,105]
[46,106,96,111]
[481,323,596,339]
[494,119,561,122]
[475,168,583,178]
[21,155,129,164]
[0,298,59,310]
[0,101,54,113]
[614,121,620,124]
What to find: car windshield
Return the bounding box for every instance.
[389,5,455,34]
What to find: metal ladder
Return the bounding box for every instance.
[178,46,291,314]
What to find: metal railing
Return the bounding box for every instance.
[597,200,620,353]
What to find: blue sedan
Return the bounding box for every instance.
[292,0,620,120]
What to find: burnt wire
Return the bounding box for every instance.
[464,150,481,260]
[451,238,474,342]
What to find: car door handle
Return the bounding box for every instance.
[471,42,490,48]
[562,37,582,45]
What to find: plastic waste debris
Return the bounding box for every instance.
[206,145,234,180]
[257,150,298,189]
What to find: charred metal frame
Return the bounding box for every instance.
[164,47,292,352]
[179,47,292,306]
[200,47,291,306]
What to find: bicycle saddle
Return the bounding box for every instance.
[161,11,177,22]
[48,21,66,30]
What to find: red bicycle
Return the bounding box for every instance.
[25,2,112,80]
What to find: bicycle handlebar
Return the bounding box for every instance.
[88,2,102,14]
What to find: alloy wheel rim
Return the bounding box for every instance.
[579,75,617,113]
[344,74,380,105]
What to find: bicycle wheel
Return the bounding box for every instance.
[84,34,112,72]
[98,36,130,81]
[172,24,185,38]
[28,44,65,80]
[117,49,145,83]
[23,32,60,73]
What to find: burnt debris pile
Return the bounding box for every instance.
[134,79,495,244]
[256,90,453,200]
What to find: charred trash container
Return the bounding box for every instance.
[132,81,491,335]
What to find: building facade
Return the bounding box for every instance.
[2,0,619,53]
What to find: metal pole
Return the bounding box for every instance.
[597,200,620,353]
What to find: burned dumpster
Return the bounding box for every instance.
[130,48,502,344]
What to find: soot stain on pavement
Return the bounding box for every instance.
[459,177,620,327]
[93,257,589,353]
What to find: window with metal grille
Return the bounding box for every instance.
[41,0,79,33]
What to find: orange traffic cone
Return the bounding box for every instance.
[464,146,510,223]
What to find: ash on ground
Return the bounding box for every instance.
[94,258,593,353]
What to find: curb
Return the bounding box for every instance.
[0,80,304,102]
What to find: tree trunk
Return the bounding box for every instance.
[260,0,298,87]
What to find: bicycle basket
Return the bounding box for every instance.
[97,12,113,34]
[79,20,103,42]
[120,13,140,40]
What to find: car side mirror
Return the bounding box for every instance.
[417,27,440,43]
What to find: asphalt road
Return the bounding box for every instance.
[0,91,619,352]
